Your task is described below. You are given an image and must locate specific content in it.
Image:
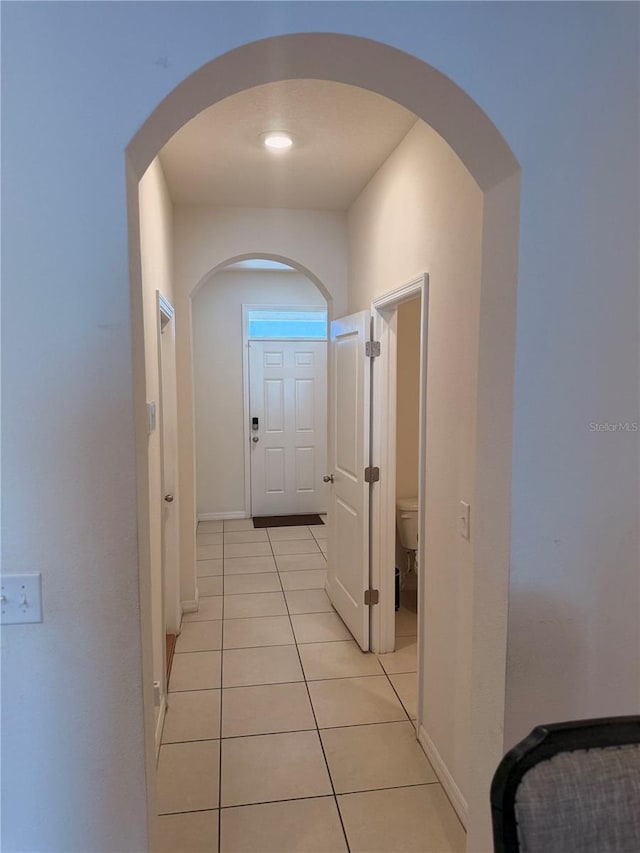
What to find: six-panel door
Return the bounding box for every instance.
[325,311,371,651]
[249,340,328,516]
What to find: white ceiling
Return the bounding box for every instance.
[160,80,417,210]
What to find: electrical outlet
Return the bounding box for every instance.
[458,501,471,540]
[1,574,43,624]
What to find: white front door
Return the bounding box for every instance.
[249,340,327,517]
[325,311,371,651]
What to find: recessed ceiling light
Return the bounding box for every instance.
[261,131,294,151]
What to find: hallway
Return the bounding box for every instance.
[155,519,465,852]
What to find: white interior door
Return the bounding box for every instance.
[249,340,327,517]
[325,310,371,651]
[158,293,181,637]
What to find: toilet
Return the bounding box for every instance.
[396,496,419,553]
[396,497,419,608]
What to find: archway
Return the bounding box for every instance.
[190,253,331,523]
[127,33,520,850]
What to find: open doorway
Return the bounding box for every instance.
[129,33,520,849]
[191,259,329,525]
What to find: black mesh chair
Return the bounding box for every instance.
[490,716,640,852]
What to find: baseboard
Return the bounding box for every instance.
[155,694,167,761]
[198,511,247,521]
[182,589,199,615]
[418,724,468,828]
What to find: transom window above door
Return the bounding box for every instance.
[245,307,328,340]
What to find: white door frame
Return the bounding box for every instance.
[369,272,429,670]
[241,303,328,518]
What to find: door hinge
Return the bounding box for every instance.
[364,466,380,483]
[364,589,380,606]
[365,340,381,358]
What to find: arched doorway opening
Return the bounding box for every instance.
[190,254,330,522]
[127,33,520,849]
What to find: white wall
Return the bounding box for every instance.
[172,205,348,607]
[349,120,483,810]
[2,6,637,852]
[138,157,175,730]
[396,297,421,501]
[193,269,325,515]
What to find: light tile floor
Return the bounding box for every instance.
[155,519,465,853]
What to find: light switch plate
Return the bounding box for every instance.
[458,501,471,540]
[1,574,43,624]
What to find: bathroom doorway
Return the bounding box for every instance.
[369,274,428,658]
[367,274,439,796]
[393,292,422,651]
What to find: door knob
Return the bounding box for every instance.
[323,474,334,483]
[252,436,259,443]
[164,494,174,503]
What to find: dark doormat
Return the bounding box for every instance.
[253,514,325,528]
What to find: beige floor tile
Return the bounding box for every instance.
[222,682,315,737]
[284,589,333,614]
[197,558,223,578]
[223,519,255,531]
[308,676,407,728]
[338,785,466,853]
[224,529,269,544]
[390,672,418,719]
[267,526,313,541]
[197,575,223,597]
[377,636,417,674]
[395,606,418,637]
[321,721,436,793]
[197,532,223,546]
[225,542,272,558]
[198,520,223,533]
[223,645,303,688]
[155,810,218,853]
[169,651,221,692]
[220,797,347,853]
[279,569,327,590]
[224,591,287,619]
[291,612,352,644]
[224,555,277,575]
[162,689,221,743]
[221,731,332,806]
[156,740,220,814]
[183,595,223,622]
[271,539,321,556]
[176,620,222,653]
[298,640,384,681]
[197,543,223,560]
[308,524,328,540]
[224,573,281,595]
[275,553,327,572]
[223,615,294,649]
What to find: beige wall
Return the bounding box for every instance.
[193,269,325,515]
[349,120,483,809]
[396,297,421,500]
[138,157,174,706]
[173,205,348,606]
[5,10,638,853]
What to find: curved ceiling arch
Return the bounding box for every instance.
[127,33,519,192]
